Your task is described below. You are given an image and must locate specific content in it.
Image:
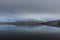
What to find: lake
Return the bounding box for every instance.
[0,24,60,33]
[0,24,60,39]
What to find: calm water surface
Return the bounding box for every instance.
[0,24,60,33]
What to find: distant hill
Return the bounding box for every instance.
[0,18,60,27]
[41,19,60,27]
[0,19,43,26]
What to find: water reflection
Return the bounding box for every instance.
[0,24,60,33]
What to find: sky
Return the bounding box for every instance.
[0,0,60,19]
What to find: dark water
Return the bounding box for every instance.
[0,25,60,39]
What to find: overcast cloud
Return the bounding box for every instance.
[0,0,60,12]
[0,0,60,19]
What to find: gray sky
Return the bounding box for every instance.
[0,0,60,12]
[0,0,60,19]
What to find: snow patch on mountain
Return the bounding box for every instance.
[0,16,17,22]
[0,16,59,22]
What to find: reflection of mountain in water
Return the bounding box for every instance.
[41,20,60,27]
[0,19,60,28]
[0,19,43,26]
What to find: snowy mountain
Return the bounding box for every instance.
[0,16,17,22]
[0,16,59,22]
[39,17,60,22]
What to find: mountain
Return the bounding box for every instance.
[40,17,60,22]
[0,16,18,22]
[0,16,60,27]
[41,19,60,27]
